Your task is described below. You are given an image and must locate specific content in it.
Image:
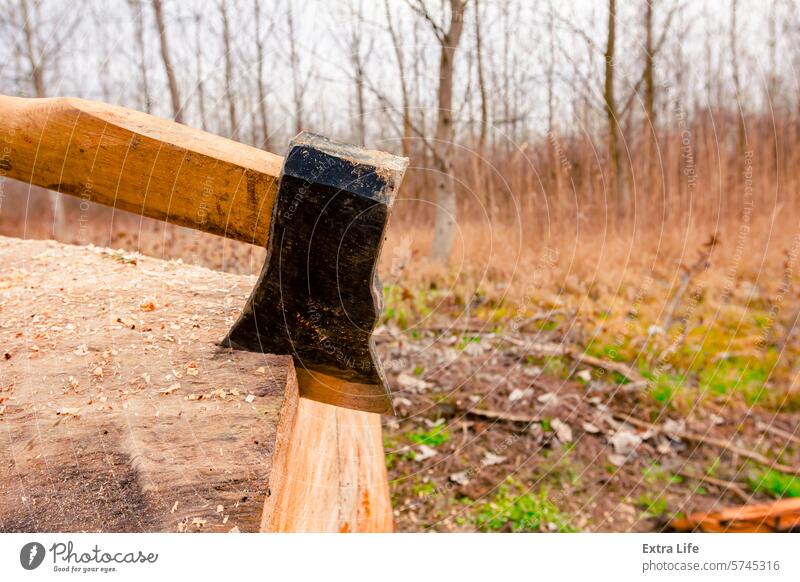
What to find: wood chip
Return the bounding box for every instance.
[56,407,81,417]
[159,383,181,395]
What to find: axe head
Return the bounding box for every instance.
[224,132,408,414]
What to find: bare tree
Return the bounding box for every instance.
[474,0,488,151]
[16,0,81,237]
[151,0,183,123]
[193,10,208,130]
[384,0,412,156]
[253,0,271,149]
[18,0,44,98]
[604,0,626,221]
[410,0,467,262]
[730,0,746,151]
[219,0,238,140]
[344,1,370,145]
[286,2,304,134]
[127,0,151,113]
[644,0,655,125]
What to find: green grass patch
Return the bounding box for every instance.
[637,493,668,518]
[748,468,800,498]
[408,424,450,447]
[474,480,576,532]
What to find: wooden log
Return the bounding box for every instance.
[0,236,392,532]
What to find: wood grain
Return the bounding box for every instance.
[0,95,282,246]
[0,236,392,532]
[262,394,393,533]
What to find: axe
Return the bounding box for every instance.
[0,95,407,414]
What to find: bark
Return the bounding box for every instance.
[474,0,488,151]
[644,0,655,125]
[193,11,208,131]
[604,0,626,221]
[385,0,412,156]
[19,0,64,237]
[730,0,745,152]
[151,0,183,123]
[254,0,270,150]
[349,2,367,146]
[127,0,151,113]
[19,0,44,99]
[429,0,467,263]
[286,2,303,134]
[219,0,238,140]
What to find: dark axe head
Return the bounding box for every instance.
[224,132,408,414]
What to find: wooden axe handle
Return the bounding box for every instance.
[0,95,283,246]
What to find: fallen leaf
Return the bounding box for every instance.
[393,396,413,408]
[509,388,533,403]
[481,451,506,467]
[397,372,432,393]
[551,418,573,443]
[609,429,642,455]
[582,422,600,434]
[537,392,559,406]
[140,301,156,312]
[415,445,437,461]
[449,471,471,485]
[523,366,542,377]
[607,453,627,467]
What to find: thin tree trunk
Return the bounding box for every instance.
[254,0,270,149]
[193,11,208,131]
[474,0,488,152]
[644,0,655,125]
[151,0,183,123]
[20,0,45,99]
[730,0,745,153]
[384,0,411,156]
[604,0,625,222]
[20,0,64,237]
[286,2,303,134]
[128,0,151,113]
[429,0,467,263]
[351,2,367,146]
[219,0,238,140]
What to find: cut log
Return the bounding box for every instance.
[0,236,392,532]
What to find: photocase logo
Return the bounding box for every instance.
[19,542,46,570]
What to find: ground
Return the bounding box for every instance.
[1,211,799,532]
